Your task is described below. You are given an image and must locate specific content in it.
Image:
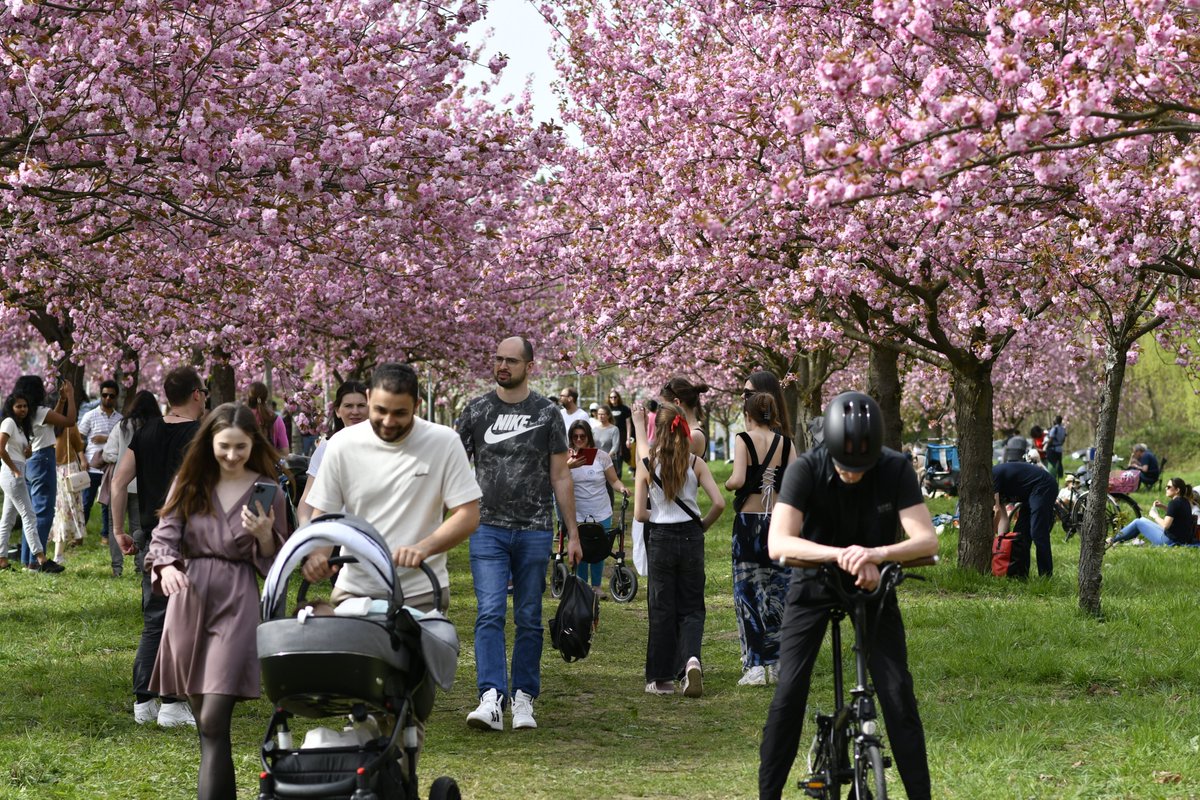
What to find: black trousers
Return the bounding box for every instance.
[644,521,706,682]
[132,526,169,703]
[759,577,930,800]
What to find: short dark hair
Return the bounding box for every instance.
[163,367,203,407]
[371,362,420,402]
[99,379,120,394]
[510,336,534,362]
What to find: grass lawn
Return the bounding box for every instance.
[1,462,1198,799]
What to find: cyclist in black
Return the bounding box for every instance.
[759,392,938,800]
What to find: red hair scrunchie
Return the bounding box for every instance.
[670,414,691,440]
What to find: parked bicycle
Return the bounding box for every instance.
[1056,458,1140,541]
[778,556,938,800]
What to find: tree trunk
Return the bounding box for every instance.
[208,349,237,406]
[950,364,996,573]
[1078,342,1128,618]
[868,343,902,450]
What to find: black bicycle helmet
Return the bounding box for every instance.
[823,391,883,472]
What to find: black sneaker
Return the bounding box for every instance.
[37,559,65,574]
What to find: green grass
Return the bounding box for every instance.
[2,464,1198,799]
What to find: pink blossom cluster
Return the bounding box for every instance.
[0,0,566,420]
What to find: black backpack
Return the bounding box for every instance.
[549,573,599,662]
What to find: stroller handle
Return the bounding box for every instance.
[298,557,447,615]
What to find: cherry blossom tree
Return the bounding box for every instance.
[1,0,562,404]
[543,0,1199,591]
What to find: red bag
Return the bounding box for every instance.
[993,505,1030,578]
[1107,469,1140,494]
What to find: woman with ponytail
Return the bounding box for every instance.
[1108,476,1197,547]
[724,391,795,685]
[632,376,709,464]
[246,381,288,451]
[635,402,725,697]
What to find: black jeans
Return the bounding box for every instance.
[132,524,170,703]
[759,577,930,800]
[644,520,706,682]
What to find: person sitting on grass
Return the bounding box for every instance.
[1107,477,1196,548]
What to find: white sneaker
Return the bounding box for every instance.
[466,688,503,732]
[511,690,537,730]
[738,666,768,686]
[681,657,703,698]
[645,681,675,695]
[133,698,160,724]
[157,701,196,728]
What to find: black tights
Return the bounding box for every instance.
[190,694,238,800]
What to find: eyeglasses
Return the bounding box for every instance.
[570,433,589,441]
[493,356,525,366]
[742,389,755,399]
[196,387,210,396]
[100,393,117,399]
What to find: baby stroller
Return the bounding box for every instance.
[921,439,960,497]
[257,514,461,800]
[549,495,637,603]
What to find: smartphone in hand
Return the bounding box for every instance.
[574,447,598,466]
[250,482,278,516]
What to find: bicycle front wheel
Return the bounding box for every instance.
[853,742,887,800]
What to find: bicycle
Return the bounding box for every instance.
[779,556,938,800]
[1056,461,1140,542]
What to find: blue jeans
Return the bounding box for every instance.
[469,524,553,702]
[1114,517,1171,546]
[22,447,56,565]
[576,515,611,587]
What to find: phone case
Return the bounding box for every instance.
[252,483,277,515]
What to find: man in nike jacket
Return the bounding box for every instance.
[457,335,582,732]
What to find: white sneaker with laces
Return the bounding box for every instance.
[738,666,768,686]
[466,688,503,732]
[681,656,703,698]
[133,698,160,725]
[511,690,537,730]
[157,701,196,728]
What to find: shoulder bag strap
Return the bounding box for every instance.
[643,456,703,525]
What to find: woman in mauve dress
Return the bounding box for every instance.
[146,403,288,800]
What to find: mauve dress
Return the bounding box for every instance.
[146,477,288,699]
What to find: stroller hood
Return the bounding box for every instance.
[261,514,400,621]
[416,610,459,690]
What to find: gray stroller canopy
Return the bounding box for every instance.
[261,514,401,621]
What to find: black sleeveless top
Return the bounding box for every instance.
[733,432,792,512]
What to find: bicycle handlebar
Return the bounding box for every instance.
[776,555,938,604]
[776,554,939,570]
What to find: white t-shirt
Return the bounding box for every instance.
[306,417,482,601]
[1,417,29,465]
[31,406,56,452]
[572,449,615,522]
[561,407,591,430]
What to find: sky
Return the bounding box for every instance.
[467,0,565,128]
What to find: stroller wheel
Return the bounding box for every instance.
[610,564,638,603]
[550,561,569,599]
[429,775,461,800]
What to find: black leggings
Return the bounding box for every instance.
[190,694,238,800]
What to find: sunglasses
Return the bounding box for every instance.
[742,389,756,399]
